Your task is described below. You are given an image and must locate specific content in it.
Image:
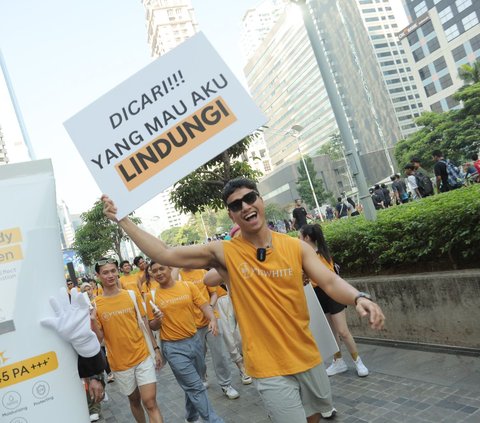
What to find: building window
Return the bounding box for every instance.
[452,44,467,62]
[427,38,440,53]
[446,95,460,109]
[412,47,425,62]
[433,56,447,72]
[462,12,479,32]
[456,0,472,13]
[419,65,431,80]
[431,101,443,113]
[439,6,453,24]
[421,20,434,36]
[366,16,380,22]
[445,24,460,41]
[439,74,453,89]
[424,82,437,97]
[414,1,428,16]
[471,34,480,51]
[408,31,419,46]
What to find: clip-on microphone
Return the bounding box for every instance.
[257,248,267,262]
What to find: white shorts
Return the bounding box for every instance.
[113,356,157,396]
[254,363,333,422]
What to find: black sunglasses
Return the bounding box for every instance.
[227,191,260,212]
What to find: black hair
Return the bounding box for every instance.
[411,157,421,163]
[94,257,119,273]
[337,197,342,202]
[145,260,157,288]
[119,260,130,268]
[390,175,396,181]
[222,178,258,204]
[133,256,144,267]
[374,184,380,190]
[404,164,415,171]
[300,224,332,264]
[381,183,387,188]
[472,153,478,161]
[432,150,443,158]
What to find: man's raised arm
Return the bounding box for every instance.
[102,195,220,269]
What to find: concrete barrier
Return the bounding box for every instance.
[345,270,480,350]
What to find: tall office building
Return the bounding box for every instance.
[244,1,402,184]
[142,0,198,57]
[240,0,289,61]
[356,0,423,138]
[399,0,480,112]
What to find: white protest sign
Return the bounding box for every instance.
[0,160,89,423]
[304,283,339,360]
[64,32,267,218]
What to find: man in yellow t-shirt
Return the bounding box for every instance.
[103,178,385,423]
[179,268,240,400]
[134,256,148,287]
[145,262,224,423]
[91,257,164,423]
[119,260,142,296]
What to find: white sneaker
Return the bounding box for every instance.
[240,371,252,385]
[107,372,115,383]
[101,390,108,403]
[326,358,348,376]
[90,413,100,422]
[221,385,240,399]
[202,379,209,389]
[321,408,337,419]
[354,357,369,377]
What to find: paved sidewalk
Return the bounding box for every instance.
[98,343,480,422]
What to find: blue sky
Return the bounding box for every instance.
[0,0,259,213]
[0,1,407,214]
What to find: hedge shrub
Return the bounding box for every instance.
[318,185,480,276]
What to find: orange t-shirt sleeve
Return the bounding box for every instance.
[134,291,146,317]
[189,282,208,308]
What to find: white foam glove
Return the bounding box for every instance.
[41,287,100,358]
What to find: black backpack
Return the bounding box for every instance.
[415,171,434,197]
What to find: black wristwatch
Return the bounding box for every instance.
[355,292,372,305]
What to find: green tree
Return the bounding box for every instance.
[160,227,182,246]
[170,136,262,214]
[458,60,480,84]
[265,203,289,222]
[316,133,343,160]
[394,83,480,169]
[73,201,141,266]
[296,155,332,209]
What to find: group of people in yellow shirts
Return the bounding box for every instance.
[72,177,385,423]
[77,253,251,423]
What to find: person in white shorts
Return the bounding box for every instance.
[91,257,164,423]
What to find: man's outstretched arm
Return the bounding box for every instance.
[301,241,385,330]
[102,195,221,269]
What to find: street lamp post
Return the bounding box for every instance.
[290,125,324,222]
